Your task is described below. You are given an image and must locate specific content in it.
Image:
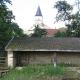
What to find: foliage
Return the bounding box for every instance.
[54,31,67,37]
[0,0,11,8]
[0,0,28,53]
[1,65,80,80]
[0,22,28,52]
[58,63,77,67]
[10,22,28,37]
[31,25,47,37]
[66,12,80,37]
[0,65,64,80]
[54,0,73,22]
[0,6,14,52]
[44,65,64,76]
[78,65,80,69]
[54,0,80,37]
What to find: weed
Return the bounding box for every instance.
[0,65,64,80]
[44,65,64,76]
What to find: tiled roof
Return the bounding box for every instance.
[46,29,66,36]
[46,29,58,36]
[5,37,80,52]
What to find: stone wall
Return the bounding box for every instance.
[16,51,54,66]
[14,51,80,67]
[57,52,80,65]
[29,52,53,65]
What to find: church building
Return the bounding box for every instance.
[28,5,66,37]
[28,5,50,35]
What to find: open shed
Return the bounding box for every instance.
[5,37,80,68]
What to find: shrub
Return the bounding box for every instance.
[44,65,64,76]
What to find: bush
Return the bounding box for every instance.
[44,65,64,76]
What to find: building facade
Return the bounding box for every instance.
[5,37,80,67]
[28,5,50,35]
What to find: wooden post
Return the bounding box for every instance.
[0,72,1,77]
[54,52,57,67]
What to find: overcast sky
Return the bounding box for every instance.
[7,0,76,30]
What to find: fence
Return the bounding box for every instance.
[0,57,9,77]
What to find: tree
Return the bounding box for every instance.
[0,0,14,53]
[54,0,80,37]
[0,0,28,53]
[0,0,11,8]
[54,0,73,22]
[54,31,67,37]
[66,17,80,37]
[10,22,28,37]
[65,8,80,37]
[0,22,28,52]
[31,25,47,37]
[74,0,80,12]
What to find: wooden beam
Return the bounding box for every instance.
[54,52,57,67]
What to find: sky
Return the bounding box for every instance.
[7,0,76,30]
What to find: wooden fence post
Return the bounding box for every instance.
[54,52,57,67]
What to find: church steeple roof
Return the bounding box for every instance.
[35,5,42,16]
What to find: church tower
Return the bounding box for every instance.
[28,5,50,35]
[35,5,43,25]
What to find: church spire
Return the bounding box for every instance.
[35,5,42,16]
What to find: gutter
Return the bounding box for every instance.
[5,37,14,51]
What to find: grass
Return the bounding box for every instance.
[58,63,77,67]
[44,65,64,76]
[78,65,80,69]
[0,65,64,80]
[1,64,80,80]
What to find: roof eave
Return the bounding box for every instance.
[5,49,80,52]
[5,37,14,50]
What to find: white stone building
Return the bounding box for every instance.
[28,5,50,35]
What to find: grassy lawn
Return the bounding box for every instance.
[0,65,80,80]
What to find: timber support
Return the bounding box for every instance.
[54,52,57,67]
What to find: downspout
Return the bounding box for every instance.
[5,37,14,51]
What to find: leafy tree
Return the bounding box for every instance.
[54,0,73,22]
[0,0,28,53]
[54,0,80,37]
[31,25,47,37]
[0,22,28,52]
[66,17,80,37]
[0,0,14,52]
[54,31,67,37]
[10,22,28,37]
[0,0,11,8]
[65,9,80,37]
